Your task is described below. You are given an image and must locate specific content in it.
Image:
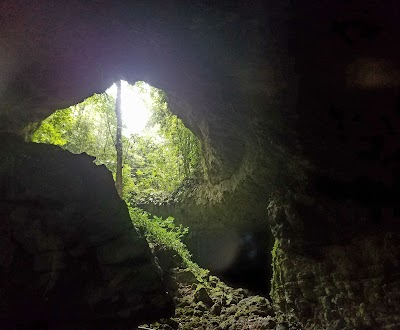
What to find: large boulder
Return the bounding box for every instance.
[0,133,173,326]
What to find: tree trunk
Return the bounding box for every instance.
[115,80,123,197]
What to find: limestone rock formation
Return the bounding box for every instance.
[143,244,279,330]
[1,0,400,328]
[0,133,172,326]
[268,196,400,329]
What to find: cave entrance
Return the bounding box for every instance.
[31,80,202,205]
[29,81,271,296]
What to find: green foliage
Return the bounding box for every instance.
[146,86,201,179]
[32,93,117,166]
[270,239,283,300]
[124,134,184,203]
[31,82,203,273]
[129,206,194,267]
[31,82,201,203]
[31,108,75,146]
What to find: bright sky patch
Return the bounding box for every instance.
[106,80,153,136]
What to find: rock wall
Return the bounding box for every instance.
[0,134,172,326]
[268,194,400,329]
[142,176,274,293]
[140,127,305,293]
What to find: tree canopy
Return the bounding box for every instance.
[31,81,201,204]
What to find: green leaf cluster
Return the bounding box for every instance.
[31,108,75,146]
[31,93,117,169]
[129,206,203,273]
[31,82,201,204]
[123,134,184,203]
[146,86,201,179]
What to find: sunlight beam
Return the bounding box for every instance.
[106,81,153,136]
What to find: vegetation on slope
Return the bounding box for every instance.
[30,80,203,274]
[28,81,303,329]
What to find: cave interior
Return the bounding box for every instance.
[1,0,400,329]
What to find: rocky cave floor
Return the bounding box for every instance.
[140,248,302,330]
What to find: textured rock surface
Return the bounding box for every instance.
[268,195,400,329]
[1,1,400,328]
[0,134,172,326]
[142,246,280,330]
[141,177,274,293]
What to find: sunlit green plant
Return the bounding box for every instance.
[128,206,205,276]
[129,207,190,258]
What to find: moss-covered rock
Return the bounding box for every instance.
[194,285,213,306]
[140,261,282,330]
[268,196,400,329]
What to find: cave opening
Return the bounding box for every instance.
[30,80,202,205]
[28,79,272,297]
[2,0,400,327]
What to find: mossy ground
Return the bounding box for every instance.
[140,267,276,330]
[139,244,303,330]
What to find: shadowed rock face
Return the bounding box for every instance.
[0,134,173,326]
[1,0,400,328]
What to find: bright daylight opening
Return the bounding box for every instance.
[31,80,201,205]
[106,80,153,136]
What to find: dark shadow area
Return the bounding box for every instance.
[219,230,272,295]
